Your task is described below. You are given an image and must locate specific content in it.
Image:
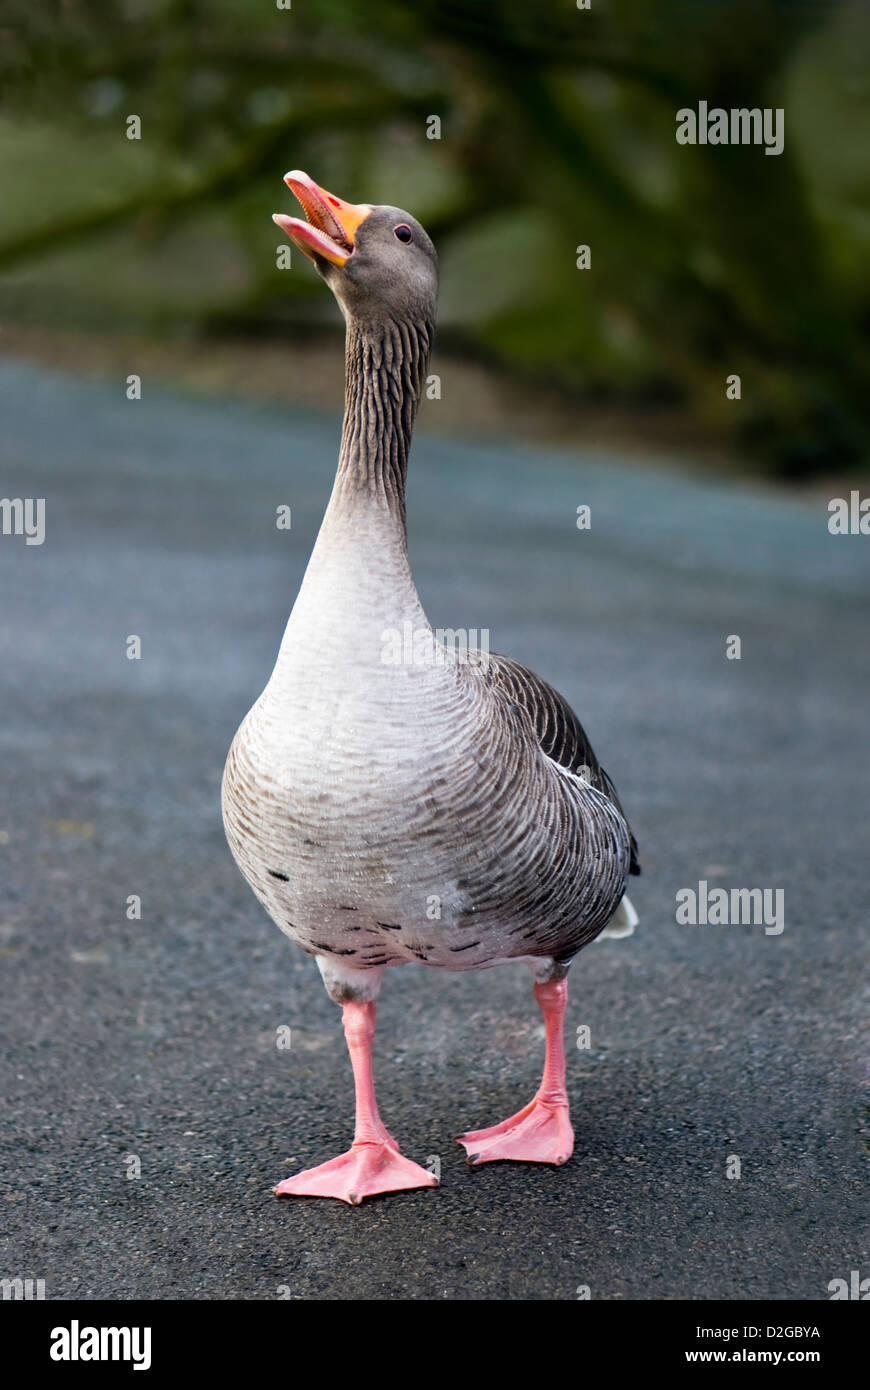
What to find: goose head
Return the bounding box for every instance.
[273,170,438,329]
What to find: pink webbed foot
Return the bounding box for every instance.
[457,977,574,1167]
[456,1097,574,1167]
[274,1140,438,1206]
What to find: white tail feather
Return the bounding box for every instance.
[598,893,638,939]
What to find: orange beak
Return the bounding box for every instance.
[273,170,372,266]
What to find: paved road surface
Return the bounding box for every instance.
[0,360,867,1300]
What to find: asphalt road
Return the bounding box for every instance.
[0,359,867,1301]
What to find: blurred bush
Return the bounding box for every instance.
[0,0,867,477]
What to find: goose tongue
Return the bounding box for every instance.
[273,170,372,266]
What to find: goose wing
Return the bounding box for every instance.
[484,653,640,875]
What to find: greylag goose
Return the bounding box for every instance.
[222,171,640,1205]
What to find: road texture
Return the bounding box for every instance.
[0,360,867,1300]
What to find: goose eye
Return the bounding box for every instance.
[394,224,413,243]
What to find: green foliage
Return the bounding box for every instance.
[0,0,867,476]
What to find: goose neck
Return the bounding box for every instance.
[331,316,432,526]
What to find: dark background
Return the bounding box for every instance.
[0,0,868,477]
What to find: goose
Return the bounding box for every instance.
[222,170,640,1205]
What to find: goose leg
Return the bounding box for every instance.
[456,977,574,1166]
[274,1000,438,1204]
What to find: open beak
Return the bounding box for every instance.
[273,170,371,266]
